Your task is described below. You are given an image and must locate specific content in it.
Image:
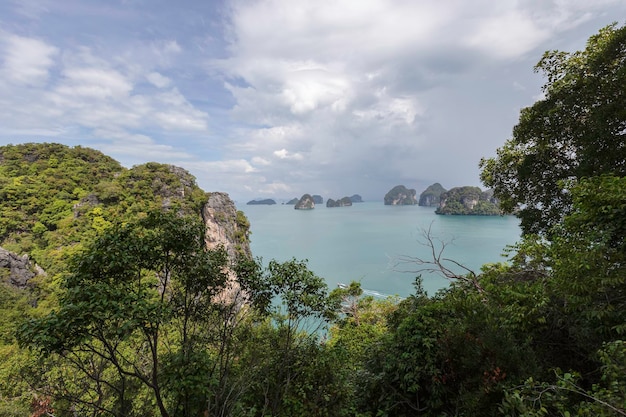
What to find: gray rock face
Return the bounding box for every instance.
[327,197,353,207]
[202,192,252,259]
[295,194,315,210]
[419,183,447,207]
[0,247,46,289]
[384,185,417,205]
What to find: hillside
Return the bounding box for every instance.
[0,143,250,275]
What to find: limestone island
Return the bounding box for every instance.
[246,199,276,205]
[384,185,417,205]
[327,197,353,207]
[435,186,500,215]
[312,195,323,204]
[350,194,363,203]
[285,198,299,205]
[294,194,315,210]
[419,183,446,207]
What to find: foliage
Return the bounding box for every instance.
[480,23,626,236]
[435,186,501,215]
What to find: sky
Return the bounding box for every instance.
[0,1,624,203]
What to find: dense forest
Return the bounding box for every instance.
[1,23,626,416]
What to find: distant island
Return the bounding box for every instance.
[327,197,352,207]
[419,183,446,207]
[286,198,299,205]
[350,194,363,203]
[295,194,315,210]
[435,186,500,215]
[312,195,323,204]
[384,185,417,205]
[246,199,276,205]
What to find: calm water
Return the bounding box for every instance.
[239,202,521,298]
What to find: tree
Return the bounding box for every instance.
[18,211,235,417]
[480,23,626,236]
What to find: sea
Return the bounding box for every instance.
[238,202,522,299]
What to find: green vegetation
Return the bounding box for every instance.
[435,186,501,215]
[418,182,447,207]
[2,23,626,416]
[480,23,626,236]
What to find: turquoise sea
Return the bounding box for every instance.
[238,202,522,298]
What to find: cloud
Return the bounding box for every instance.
[273,148,303,160]
[146,71,171,88]
[1,34,58,86]
[1,0,625,202]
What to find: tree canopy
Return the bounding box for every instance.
[480,23,626,236]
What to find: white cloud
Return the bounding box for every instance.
[273,148,303,160]
[146,71,171,88]
[2,34,58,86]
[57,67,133,99]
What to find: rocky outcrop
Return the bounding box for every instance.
[246,199,276,205]
[350,194,363,203]
[202,192,252,259]
[327,197,353,207]
[436,186,500,215]
[295,194,315,210]
[419,183,447,207]
[384,185,417,205]
[312,195,323,204]
[286,198,299,205]
[0,247,46,289]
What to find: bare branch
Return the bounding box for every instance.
[391,224,484,294]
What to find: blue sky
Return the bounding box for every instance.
[0,0,624,203]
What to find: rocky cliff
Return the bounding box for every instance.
[295,194,315,209]
[384,185,417,205]
[0,247,46,289]
[203,192,251,259]
[327,197,353,207]
[419,183,447,207]
[436,186,500,215]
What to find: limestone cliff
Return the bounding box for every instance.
[327,197,353,207]
[202,192,251,259]
[295,194,316,210]
[384,185,417,205]
[0,247,46,289]
[436,186,500,215]
[419,183,447,207]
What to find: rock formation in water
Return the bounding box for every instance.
[327,197,353,207]
[384,185,417,205]
[419,183,447,207]
[286,198,299,205]
[295,194,315,210]
[436,186,500,215]
[246,199,276,205]
[350,194,364,203]
[312,195,323,204]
